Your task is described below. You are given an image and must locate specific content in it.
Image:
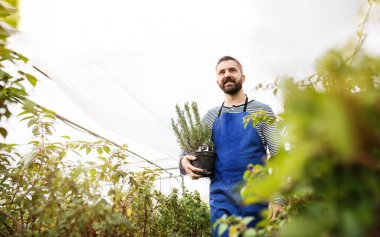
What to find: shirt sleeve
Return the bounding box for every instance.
[260,107,287,206]
[259,106,280,156]
[179,150,188,175]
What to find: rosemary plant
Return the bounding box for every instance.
[171,102,213,152]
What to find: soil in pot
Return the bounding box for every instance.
[191,151,216,177]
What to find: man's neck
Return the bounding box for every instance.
[224,90,246,107]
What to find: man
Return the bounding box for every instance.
[180,56,285,235]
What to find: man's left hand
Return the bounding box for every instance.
[268,203,285,220]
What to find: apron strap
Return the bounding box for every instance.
[217,95,248,117]
[217,102,225,117]
[243,95,248,112]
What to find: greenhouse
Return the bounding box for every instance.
[1,0,380,236]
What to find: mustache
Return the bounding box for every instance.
[223,76,235,85]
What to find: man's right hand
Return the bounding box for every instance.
[181,155,204,180]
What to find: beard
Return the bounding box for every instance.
[219,76,243,95]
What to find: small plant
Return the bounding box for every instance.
[171,102,215,177]
[171,102,213,152]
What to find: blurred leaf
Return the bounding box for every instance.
[243,228,257,237]
[86,147,91,155]
[27,118,37,127]
[103,145,110,154]
[98,156,107,162]
[25,73,37,87]
[0,0,16,18]
[242,216,254,225]
[0,127,7,138]
[89,168,96,178]
[97,146,103,155]
[218,223,228,236]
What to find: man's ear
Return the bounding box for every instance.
[242,75,246,83]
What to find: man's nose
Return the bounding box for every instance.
[223,75,231,83]
[223,71,231,80]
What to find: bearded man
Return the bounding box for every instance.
[180,56,285,236]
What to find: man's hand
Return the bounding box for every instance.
[268,203,285,220]
[181,155,204,180]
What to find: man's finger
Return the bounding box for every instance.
[269,204,285,220]
[188,170,203,179]
[184,155,197,161]
[187,164,204,173]
[271,209,279,220]
[267,206,273,220]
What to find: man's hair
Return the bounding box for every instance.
[216,56,243,73]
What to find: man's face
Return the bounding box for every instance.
[216,60,245,95]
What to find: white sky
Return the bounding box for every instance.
[5,0,380,197]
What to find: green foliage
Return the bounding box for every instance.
[1,0,36,139]
[0,0,19,32]
[272,46,380,237]
[217,2,380,236]
[213,215,256,237]
[0,3,211,236]
[243,110,275,129]
[0,104,211,236]
[240,12,380,237]
[1,105,130,236]
[171,102,213,152]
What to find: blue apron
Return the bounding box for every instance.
[210,97,268,236]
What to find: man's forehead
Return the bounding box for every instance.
[216,60,239,70]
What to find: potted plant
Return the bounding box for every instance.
[171,102,216,177]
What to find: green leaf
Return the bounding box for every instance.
[86,147,91,155]
[242,228,257,237]
[103,145,111,154]
[242,216,254,225]
[14,52,29,63]
[43,114,56,120]
[243,170,250,180]
[0,1,16,18]
[22,100,36,112]
[218,223,228,236]
[97,147,103,155]
[27,118,38,127]
[273,88,278,96]
[19,116,34,122]
[0,127,7,138]
[45,126,53,135]
[14,196,23,205]
[25,73,37,87]
[17,110,30,117]
[98,156,107,162]
[89,169,96,178]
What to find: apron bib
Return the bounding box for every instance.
[210,97,268,236]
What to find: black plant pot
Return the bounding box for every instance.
[191,151,216,177]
